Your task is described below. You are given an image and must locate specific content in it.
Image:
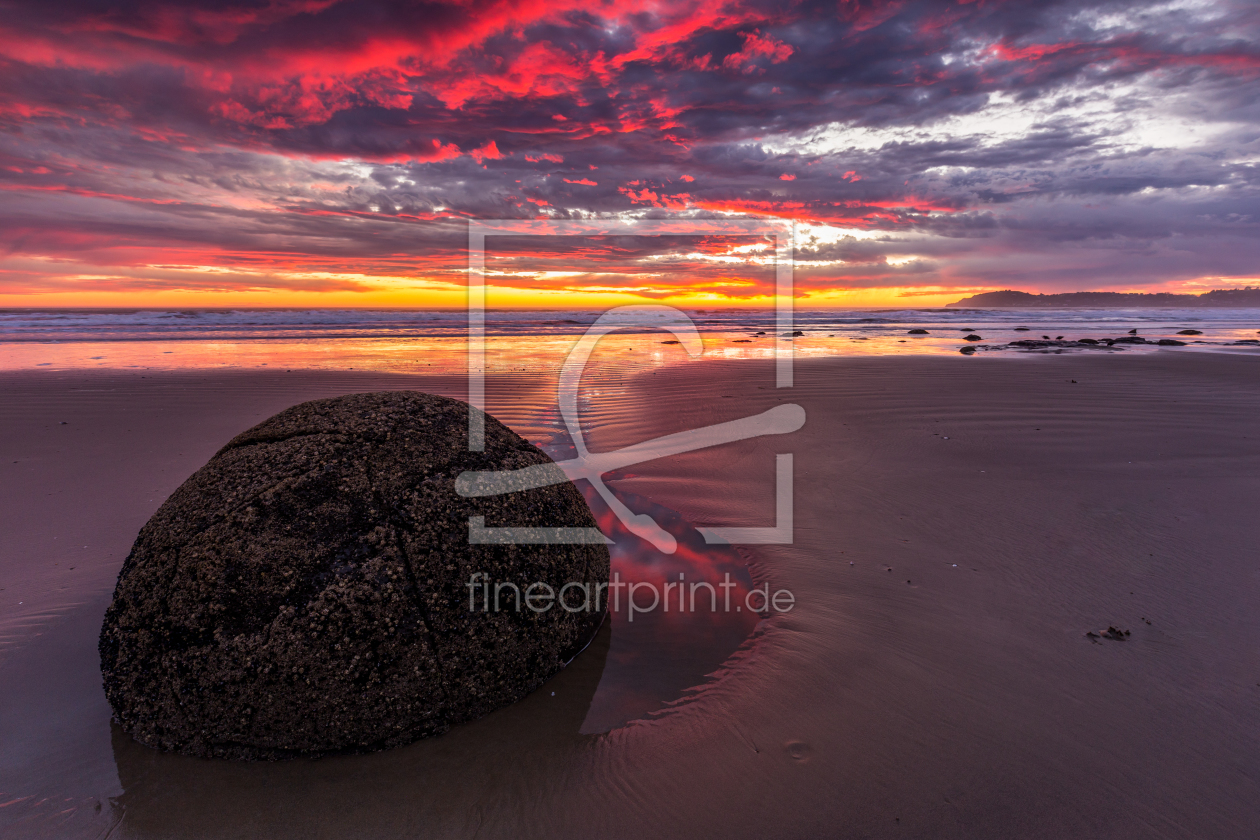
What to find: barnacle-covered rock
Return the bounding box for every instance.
[100,392,608,759]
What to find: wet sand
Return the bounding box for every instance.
[2,352,1260,838]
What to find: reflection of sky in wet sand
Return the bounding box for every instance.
[573,485,760,733]
[522,415,764,731]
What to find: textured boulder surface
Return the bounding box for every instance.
[100,392,609,760]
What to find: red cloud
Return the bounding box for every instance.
[985,40,1081,63]
[471,140,503,163]
[619,185,692,209]
[723,30,794,71]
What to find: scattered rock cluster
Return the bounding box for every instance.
[952,325,1260,355]
[1086,626,1132,643]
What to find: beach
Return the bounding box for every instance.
[3,351,1260,838]
[6,0,1260,833]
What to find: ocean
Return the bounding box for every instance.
[2,307,1258,372]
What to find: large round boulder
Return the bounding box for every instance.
[100,392,609,759]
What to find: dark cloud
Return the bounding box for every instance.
[1,0,1258,298]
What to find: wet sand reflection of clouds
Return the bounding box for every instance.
[573,485,760,733]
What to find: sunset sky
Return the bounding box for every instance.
[1,0,1258,308]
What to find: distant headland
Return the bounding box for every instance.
[947,288,1260,308]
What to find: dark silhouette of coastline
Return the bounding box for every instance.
[948,287,1260,308]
